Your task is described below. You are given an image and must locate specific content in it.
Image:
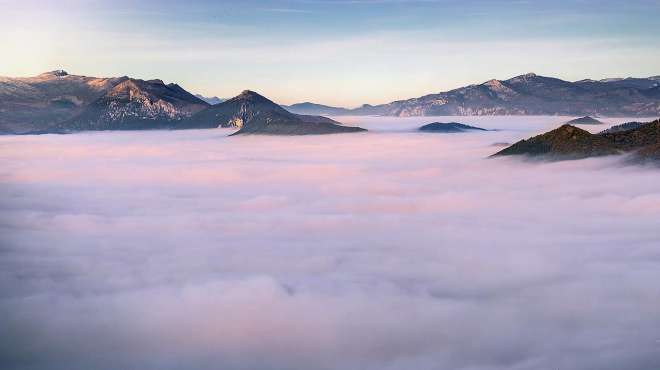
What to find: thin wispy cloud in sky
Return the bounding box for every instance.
[258,7,313,13]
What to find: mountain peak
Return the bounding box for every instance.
[492,124,618,159]
[555,124,584,133]
[482,79,508,90]
[565,116,604,125]
[504,72,544,84]
[181,90,366,135]
[231,90,276,105]
[534,124,596,140]
[237,90,264,99]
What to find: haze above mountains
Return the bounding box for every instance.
[1,70,659,135]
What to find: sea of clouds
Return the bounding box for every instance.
[1,116,660,370]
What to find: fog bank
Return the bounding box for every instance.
[1,116,659,370]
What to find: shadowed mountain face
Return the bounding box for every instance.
[493,119,660,161]
[285,73,660,117]
[181,90,366,135]
[565,116,603,125]
[418,122,487,133]
[61,79,208,131]
[0,71,128,133]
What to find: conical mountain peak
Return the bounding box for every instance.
[234,89,272,102]
[180,90,366,135]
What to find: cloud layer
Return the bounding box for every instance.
[1,116,660,370]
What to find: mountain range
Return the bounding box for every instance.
[0,71,209,133]
[0,71,363,135]
[3,70,660,135]
[283,73,660,117]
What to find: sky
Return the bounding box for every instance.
[2,117,660,369]
[1,0,659,106]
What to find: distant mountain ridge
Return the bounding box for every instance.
[281,102,352,116]
[3,70,659,134]
[283,73,660,117]
[195,94,225,105]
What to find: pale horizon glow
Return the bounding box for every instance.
[1,0,659,106]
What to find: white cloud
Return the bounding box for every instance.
[1,116,660,369]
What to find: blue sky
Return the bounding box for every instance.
[1,0,659,106]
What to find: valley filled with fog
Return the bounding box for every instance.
[1,116,660,370]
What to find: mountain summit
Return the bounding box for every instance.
[565,116,604,125]
[60,78,208,131]
[180,90,366,135]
